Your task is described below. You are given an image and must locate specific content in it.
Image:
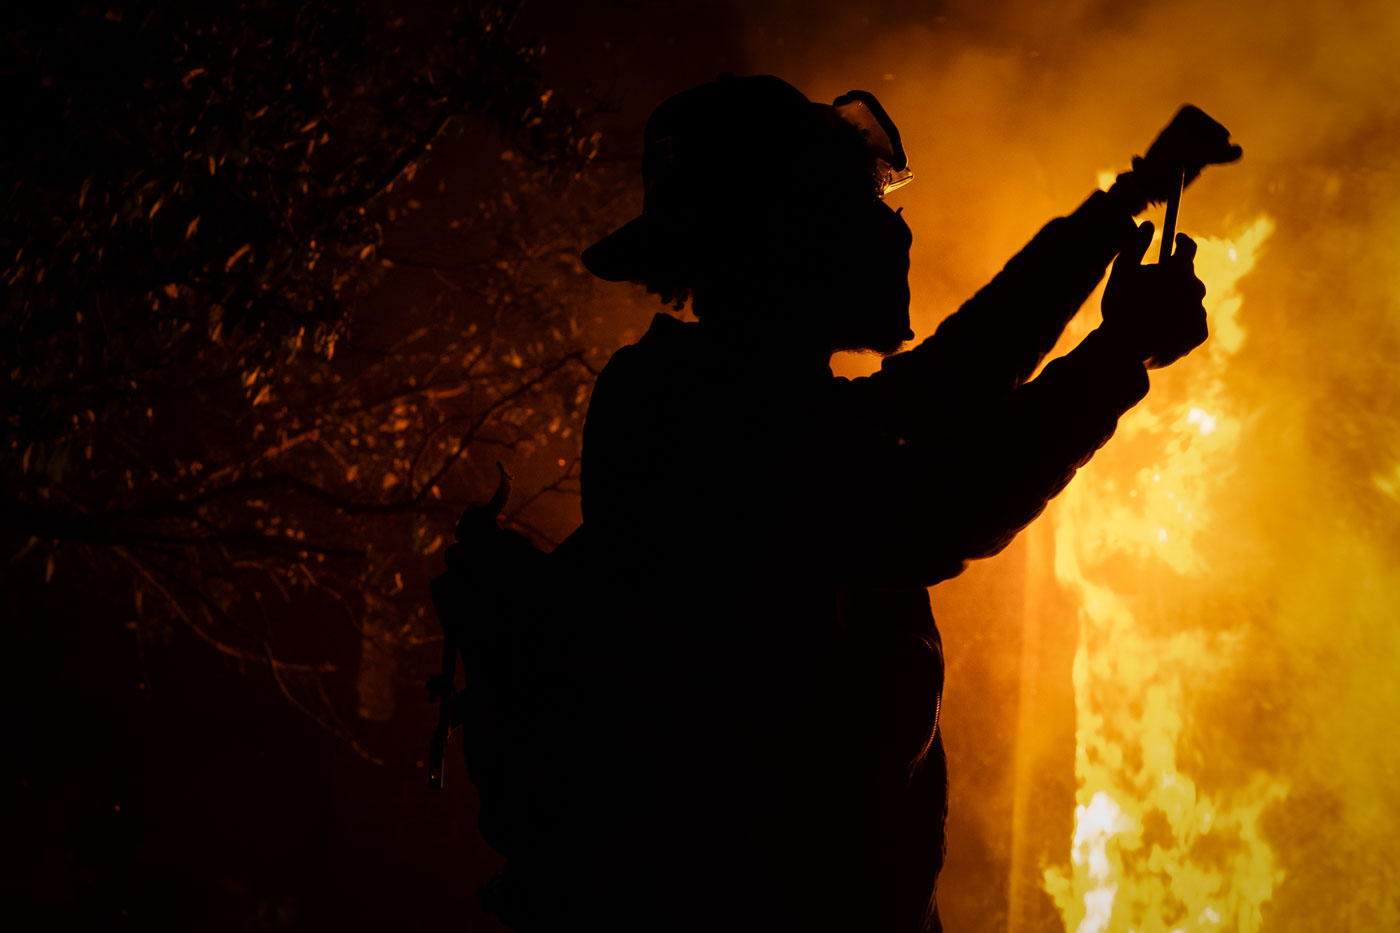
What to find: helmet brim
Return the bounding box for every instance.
[581,215,650,283]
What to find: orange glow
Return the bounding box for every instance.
[761,1,1400,927]
[1042,218,1290,932]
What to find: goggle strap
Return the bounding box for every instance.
[832,90,908,172]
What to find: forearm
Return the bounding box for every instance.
[851,327,1148,586]
[948,327,1149,559]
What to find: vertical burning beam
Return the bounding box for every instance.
[1006,522,1046,925]
[1006,519,1070,931]
[1042,217,1285,932]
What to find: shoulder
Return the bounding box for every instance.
[630,312,709,369]
[585,314,696,437]
[593,312,732,402]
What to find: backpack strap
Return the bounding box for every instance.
[426,464,513,791]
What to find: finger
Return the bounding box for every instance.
[1177,305,1209,356]
[1162,312,1208,368]
[1174,232,1198,263]
[1149,306,1208,370]
[1123,220,1154,265]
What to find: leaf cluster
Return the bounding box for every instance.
[0,0,620,754]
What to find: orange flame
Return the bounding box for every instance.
[1043,217,1286,932]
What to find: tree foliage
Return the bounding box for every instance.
[1,0,621,755]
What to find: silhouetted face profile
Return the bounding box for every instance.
[584,74,915,359]
[807,195,913,356]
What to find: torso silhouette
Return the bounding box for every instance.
[509,187,1151,933]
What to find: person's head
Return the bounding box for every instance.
[583,74,914,357]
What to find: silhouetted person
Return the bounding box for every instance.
[467,75,1240,932]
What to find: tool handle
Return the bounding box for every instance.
[1158,168,1185,263]
[427,574,461,791]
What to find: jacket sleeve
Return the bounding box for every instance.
[833,186,1151,587]
[848,187,1141,442]
[839,328,1148,587]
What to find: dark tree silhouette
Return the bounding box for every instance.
[1,0,617,756]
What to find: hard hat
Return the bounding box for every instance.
[582,74,911,283]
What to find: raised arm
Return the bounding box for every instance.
[852,104,1242,444]
[838,218,1214,587]
[900,182,1140,390]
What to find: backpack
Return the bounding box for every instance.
[426,465,580,859]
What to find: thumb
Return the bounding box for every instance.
[1173,232,1198,263]
[1121,220,1154,266]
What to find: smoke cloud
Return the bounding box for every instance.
[729,1,1400,928]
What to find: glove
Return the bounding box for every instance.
[1132,105,1242,204]
[1100,220,1208,370]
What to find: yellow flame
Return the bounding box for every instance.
[1043,216,1287,932]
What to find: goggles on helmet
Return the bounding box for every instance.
[832,90,913,197]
